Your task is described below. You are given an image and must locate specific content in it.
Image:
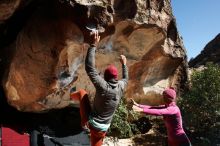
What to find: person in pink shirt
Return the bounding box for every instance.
[132,88,191,146]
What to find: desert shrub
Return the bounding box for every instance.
[179,63,220,143]
[107,98,141,138]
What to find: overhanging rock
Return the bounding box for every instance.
[1,0,187,112]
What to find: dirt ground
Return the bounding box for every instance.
[103,129,167,146]
[104,130,220,146]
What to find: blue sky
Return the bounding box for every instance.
[171,0,220,60]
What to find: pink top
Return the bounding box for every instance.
[139,102,186,142]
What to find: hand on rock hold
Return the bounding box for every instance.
[120,55,127,65]
[88,30,100,47]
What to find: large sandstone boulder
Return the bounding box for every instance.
[0,0,187,112]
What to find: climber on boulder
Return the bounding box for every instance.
[70,30,128,146]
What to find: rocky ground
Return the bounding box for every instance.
[104,129,167,146]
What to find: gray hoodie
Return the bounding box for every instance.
[85,46,128,128]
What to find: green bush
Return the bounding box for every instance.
[107,98,140,138]
[179,63,220,142]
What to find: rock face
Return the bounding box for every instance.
[0,0,187,112]
[0,0,24,23]
[189,33,220,67]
